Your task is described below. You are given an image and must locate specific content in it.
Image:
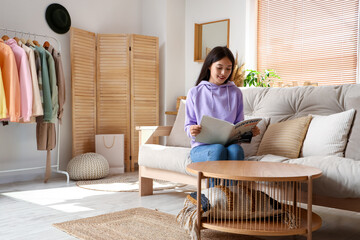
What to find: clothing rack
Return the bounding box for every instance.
[0,27,69,184]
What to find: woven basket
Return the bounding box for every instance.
[67,153,109,180]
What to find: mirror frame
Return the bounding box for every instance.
[194,19,230,62]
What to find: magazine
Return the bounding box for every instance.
[195,115,262,145]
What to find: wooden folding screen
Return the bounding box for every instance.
[70,28,97,157]
[130,35,159,171]
[96,34,131,171]
[71,28,159,172]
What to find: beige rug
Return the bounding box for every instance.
[76,172,186,192]
[54,207,262,240]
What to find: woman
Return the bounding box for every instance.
[185,46,249,164]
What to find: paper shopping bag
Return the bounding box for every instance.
[95,134,125,174]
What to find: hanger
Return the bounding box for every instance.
[2,28,9,41]
[26,39,35,47]
[13,36,20,43]
[20,32,26,44]
[43,41,50,49]
[2,35,9,41]
[33,40,40,47]
[25,32,35,47]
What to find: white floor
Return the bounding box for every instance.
[0,176,359,240]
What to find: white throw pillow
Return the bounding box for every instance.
[166,100,191,148]
[301,109,356,157]
[241,116,270,158]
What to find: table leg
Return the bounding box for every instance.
[307,176,313,240]
[197,172,203,240]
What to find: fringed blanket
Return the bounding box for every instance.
[176,185,296,240]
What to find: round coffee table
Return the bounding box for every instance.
[186,161,322,240]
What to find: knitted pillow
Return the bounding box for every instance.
[167,100,191,148]
[241,116,270,158]
[67,153,109,180]
[301,109,355,157]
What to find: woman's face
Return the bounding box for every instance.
[208,57,232,85]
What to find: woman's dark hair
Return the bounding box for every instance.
[195,46,235,86]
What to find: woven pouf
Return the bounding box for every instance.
[67,153,109,180]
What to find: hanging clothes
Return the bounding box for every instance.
[45,44,65,124]
[33,45,52,122]
[44,49,58,123]
[5,39,33,122]
[36,44,59,182]
[19,41,43,118]
[0,67,7,118]
[0,39,20,122]
[29,44,44,105]
[0,29,65,183]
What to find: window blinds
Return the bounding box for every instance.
[257,0,359,86]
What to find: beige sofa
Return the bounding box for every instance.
[137,84,360,212]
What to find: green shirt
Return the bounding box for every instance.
[34,46,52,122]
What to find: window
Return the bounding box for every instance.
[257,0,359,86]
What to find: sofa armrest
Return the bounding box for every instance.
[136,126,173,145]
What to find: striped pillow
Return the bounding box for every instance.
[257,116,312,159]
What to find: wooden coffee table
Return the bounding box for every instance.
[186,161,322,240]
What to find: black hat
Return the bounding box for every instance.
[45,3,71,34]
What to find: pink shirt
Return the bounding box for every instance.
[6,39,33,122]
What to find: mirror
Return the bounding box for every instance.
[194,19,230,62]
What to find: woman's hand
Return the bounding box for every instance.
[190,125,202,136]
[251,126,260,137]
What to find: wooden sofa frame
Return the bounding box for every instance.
[137,126,360,213]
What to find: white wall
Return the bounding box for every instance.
[0,0,253,184]
[141,0,185,126]
[185,0,247,93]
[245,0,258,71]
[0,0,142,184]
[164,1,186,125]
[141,0,167,126]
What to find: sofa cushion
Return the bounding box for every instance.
[166,100,191,148]
[344,86,360,160]
[301,109,355,157]
[241,116,269,157]
[138,144,192,175]
[248,154,290,163]
[285,156,360,198]
[257,115,312,158]
[241,84,360,160]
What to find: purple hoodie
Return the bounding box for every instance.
[185,80,244,147]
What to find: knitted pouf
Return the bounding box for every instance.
[67,153,109,180]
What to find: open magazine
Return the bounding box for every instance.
[195,115,262,145]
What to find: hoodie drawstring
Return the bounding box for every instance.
[210,87,214,111]
[210,84,230,111]
[227,86,230,111]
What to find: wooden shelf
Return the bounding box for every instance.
[202,208,322,236]
[165,111,177,115]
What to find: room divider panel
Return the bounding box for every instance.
[71,28,159,172]
[70,28,97,158]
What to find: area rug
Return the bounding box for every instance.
[76,172,186,192]
[54,207,262,240]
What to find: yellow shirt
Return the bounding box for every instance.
[0,67,7,118]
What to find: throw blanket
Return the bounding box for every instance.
[176,185,296,240]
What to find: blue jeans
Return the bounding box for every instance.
[190,144,244,187]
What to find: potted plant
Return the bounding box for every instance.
[243,69,280,87]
